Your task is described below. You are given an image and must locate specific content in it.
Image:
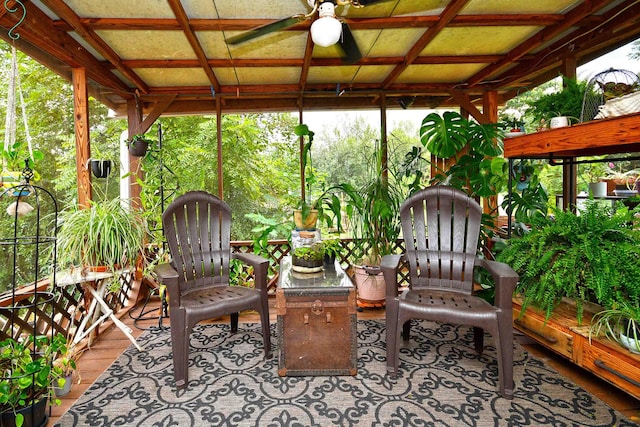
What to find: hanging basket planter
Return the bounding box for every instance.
[126,135,151,157]
[90,159,112,178]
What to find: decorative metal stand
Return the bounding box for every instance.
[0,159,58,426]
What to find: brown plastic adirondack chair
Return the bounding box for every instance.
[381,186,518,399]
[154,191,272,389]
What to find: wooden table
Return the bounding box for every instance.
[276,256,357,376]
[56,270,142,351]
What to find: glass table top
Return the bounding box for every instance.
[278,256,353,290]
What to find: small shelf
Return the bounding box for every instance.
[504,113,640,158]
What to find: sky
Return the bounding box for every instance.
[301,39,640,133]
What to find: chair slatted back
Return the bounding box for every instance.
[400,186,481,293]
[162,191,231,291]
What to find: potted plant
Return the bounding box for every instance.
[321,237,342,268]
[0,334,66,427]
[126,134,152,157]
[291,242,324,272]
[590,302,640,354]
[347,144,405,304]
[293,124,360,232]
[89,158,112,179]
[293,123,319,230]
[604,161,640,194]
[527,76,588,129]
[51,333,78,398]
[57,197,149,282]
[578,159,608,197]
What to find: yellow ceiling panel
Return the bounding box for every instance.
[134,68,211,87]
[226,31,309,59]
[339,0,448,18]
[97,30,196,60]
[180,0,219,18]
[423,26,540,56]
[462,0,581,14]
[307,66,359,84]
[235,67,301,85]
[64,0,173,18]
[352,65,397,84]
[211,68,239,86]
[388,0,450,16]
[196,32,232,60]
[212,0,307,19]
[396,63,487,84]
[367,28,426,57]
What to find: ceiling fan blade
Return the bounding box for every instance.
[227,16,301,45]
[338,22,362,64]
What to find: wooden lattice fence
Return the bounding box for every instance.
[1,240,408,343]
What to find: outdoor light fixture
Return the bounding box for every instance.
[310,2,342,47]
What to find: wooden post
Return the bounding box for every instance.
[72,67,91,207]
[126,100,143,208]
[561,56,578,211]
[216,95,223,199]
[298,99,305,203]
[380,93,388,181]
[482,90,499,217]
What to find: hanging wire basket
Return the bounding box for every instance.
[580,68,640,122]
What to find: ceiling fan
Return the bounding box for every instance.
[226,0,392,65]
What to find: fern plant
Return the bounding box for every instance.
[497,200,640,324]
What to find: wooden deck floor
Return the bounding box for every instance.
[48,296,640,425]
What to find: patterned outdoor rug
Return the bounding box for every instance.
[55,320,635,427]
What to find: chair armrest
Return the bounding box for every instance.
[475,258,519,310]
[232,252,269,291]
[381,254,403,298]
[154,262,181,307]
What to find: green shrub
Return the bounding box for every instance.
[497,201,640,324]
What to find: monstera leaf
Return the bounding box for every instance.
[420,111,467,158]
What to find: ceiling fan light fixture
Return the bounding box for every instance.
[310,17,342,47]
[310,2,342,47]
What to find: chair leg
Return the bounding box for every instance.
[230,312,239,333]
[497,319,515,399]
[386,300,399,376]
[402,319,411,341]
[260,311,272,359]
[171,320,190,390]
[473,326,484,354]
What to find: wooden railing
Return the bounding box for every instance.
[1,239,407,342]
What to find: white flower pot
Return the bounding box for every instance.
[588,181,607,198]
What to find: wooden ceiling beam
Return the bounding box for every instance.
[0,2,132,95]
[298,31,315,93]
[487,2,640,91]
[63,14,566,32]
[167,0,220,93]
[381,0,470,89]
[465,0,617,88]
[39,0,149,94]
[120,54,507,69]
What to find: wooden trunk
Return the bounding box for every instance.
[276,287,357,376]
